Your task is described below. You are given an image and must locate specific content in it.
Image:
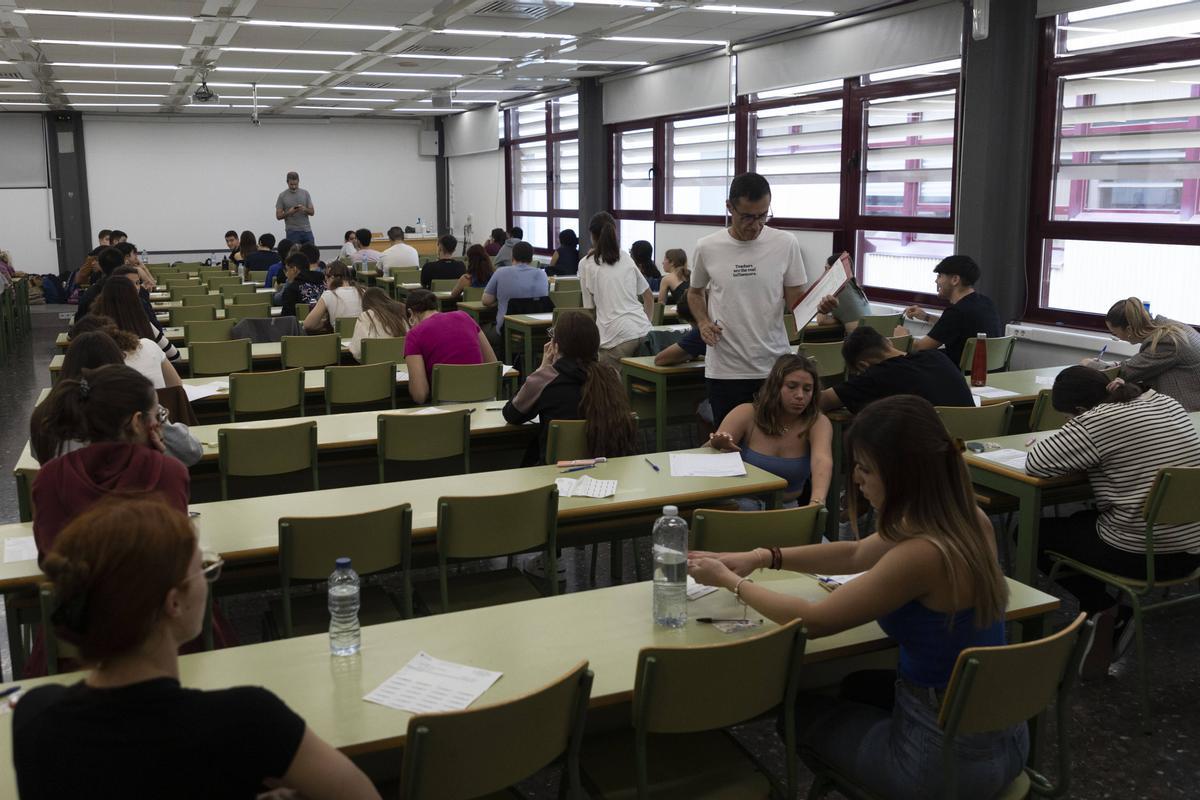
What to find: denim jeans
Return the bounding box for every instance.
[794,673,1029,799]
[286,229,315,246]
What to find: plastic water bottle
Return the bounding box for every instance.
[652,505,688,628]
[328,557,361,656]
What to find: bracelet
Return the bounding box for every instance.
[733,577,753,602]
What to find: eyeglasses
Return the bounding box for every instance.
[156,405,170,424]
[184,550,224,585]
[731,208,773,225]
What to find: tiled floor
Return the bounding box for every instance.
[3,306,1198,797]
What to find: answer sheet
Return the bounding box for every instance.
[970,386,1020,399]
[669,452,747,478]
[791,254,851,328]
[182,381,229,402]
[363,651,502,715]
[973,448,1028,471]
[554,474,617,498]
[3,536,37,564]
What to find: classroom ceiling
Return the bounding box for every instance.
[0,0,907,119]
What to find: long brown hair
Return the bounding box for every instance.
[94,277,155,340]
[664,248,690,282]
[587,211,621,266]
[61,331,125,379]
[847,395,1007,627]
[554,311,638,457]
[238,230,256,260]
[68,313,139,355]
[753,354,821,437]
[1105,297,1188,353]
[465,244,495,287]
[1051,364,1144,414]
[30,364,156,463]
[43,497,196,663]
[326,262,358,291]
[361,287,408,337]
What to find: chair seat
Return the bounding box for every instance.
[1045,551,1200,590]
[582,729,774,799]
[266,584,405,639]
[414,568,546,615]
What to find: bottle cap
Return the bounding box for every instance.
[335,557,352,569]
[663,505,678,517]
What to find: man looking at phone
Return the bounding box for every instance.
[276,171,315,245]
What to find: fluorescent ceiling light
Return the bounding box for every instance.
[695,4,835,16]
[0,101,50,105]
[34,39,185,50]
[305,97,393,103]
[522,58,647,65]
[214,67,330,75]
[292,104,373,110]
[185,103,273,109]
[359,71,464,78]
[416,98,498,104]
[14,8,192,22]
[0,92,42,96]
[1057,26,1117,32]
[207,82,307,89]
[240,19,399,32]
[545,0,659,6]
[602,35,727,45]
[388,53,512,62]
[55,79,173,86]
[212,95,288,100]
[222,47,357,56]
[434,28,576,40]
[69,102,162,106]
[327,85,424,93]
[391,107,463,112]
[50,62,178,70]
[1068,0,1191,23]
[451,88,528,93]
[66,92,168,97]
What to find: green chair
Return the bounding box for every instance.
[550,289,583,309]
[1029,389,1071,432]
[858,312,903,333]
[804,613,1090,800]
[546,419,588,463]
[958,336,1016,375]
[581,619,808,800]
[220,283,256,297]
[936,401,1013,441]
[282,333,340,369]
[797,340,846,385]
[336,316,358,339]
[324,362,396,414]
[377,408,470,482]
[206,275,241,289]
[189,338,252,378]
[169,305,216,326]
[361,337,406,365]
[389,266,420,283]
[650,303,665,325]
[1048,468,1200,731]
[784,313,802,345]
[163,277,200,289]
[248,270,268,284]
[228,367,305,422]
[889,334,913,353]
[170,285,208,300]
[420,484,559,614]
[462,286,485,302]
[226,302,271,322]
[183,294,224,309]
[271,505,413,639]
[231,292,268,305]
[552,306,594,326]
[295,304,310,322]
[431,362,502,404]
[401,661,593,800]
[218,420,318,499]
[430,279,460,293]
[692,504,828,551]
[184,318,237,345]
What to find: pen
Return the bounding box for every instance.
[560,465,594,473]
[1097,343,1108,361]
[697,617,762,624]
[644,458,660,472]
[1025,437,1038,447]
[0,686,20,700]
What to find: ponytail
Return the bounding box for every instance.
[580,362,639,458]
[587,211,621,266]
[1105,297,1185,354]
[30,365,156,463]
[1050,364,1143,415]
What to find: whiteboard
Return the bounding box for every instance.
[83,116,438,252]
[0,114,48,188]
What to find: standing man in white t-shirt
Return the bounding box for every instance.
[687,172,812,427]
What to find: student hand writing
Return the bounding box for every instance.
[706,431,741,452]
[699,320,723,346]
[689,549,762,578]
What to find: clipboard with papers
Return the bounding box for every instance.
[791,252,852,330]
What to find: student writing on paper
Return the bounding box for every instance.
[403,288,497,404]
[1092,297,1200,411]
[1026,366,1200,678]
[688,396,1024,800]
[705,354,832,510]
[347,287,408,362]
[13,499,380,800]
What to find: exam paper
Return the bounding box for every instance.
[669,452,747,478]
[526,313,553,321]
[686,575,718,600]
[1035,376,1056,386]
[3,536,37,564]
[363,651,502,715]
[974,448,1028,471]
[970,386,1020,399]
[555,475,617,498]
[816,573,865,587]
[183,381,229,402]
[409,406,450,415]
[791,254,851,329]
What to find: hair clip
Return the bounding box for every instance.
[78,378,91,399]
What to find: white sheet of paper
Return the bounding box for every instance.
[394,369,410,382]
[791,256,851,329]
[526,312,553,321]
[182,381,229,402]
[970,386,1020,399]
[974,448,1028,471]
[816,572,865,587]
[3,536,38,564]
[669,452,747,478]
[409,406,449,415]
[501,364,515,374]
[555,475,617,498]
[686,575,719,600]
[972,395,983,407]
[1035,375,1056,386]
[363,651,502,715]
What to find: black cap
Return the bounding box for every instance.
[932,255,980,286]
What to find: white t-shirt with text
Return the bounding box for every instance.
[579,251,652,349]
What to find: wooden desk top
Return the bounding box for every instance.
[620,355,706,376]
[970,366,1067,405]
[0,574,1058,795]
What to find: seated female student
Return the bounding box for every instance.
[548,228,580,277]
[78,296,181,391]
[449,244,495,301]
[404,288,497,404]
[14,498,380,800]
[340,229,358,261]
[93,273,182,367]
[705,353,833,509]
[654,292,706,367]
[1088,297,1200,411]
[630,240,662,294]
[657,248,690,306]
[1027,366,1200,677]
[232,230,254,273]
[303,263,362,334]
[502,310,638,465]
[688,395,1025,800]
[55,324,201,467]
[348,287,408,362]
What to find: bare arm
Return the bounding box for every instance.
[818,386,844,412]
[477,330,498,363]
[275,205,287,221]
[654,343,692,367]
[274,727,380,800]
[449,274,470,301]
[302,296,328,333]
[783,284,805,312]
[806,413,833,505]
[706,403,753,451]
[686,286,721,346]
[642,288,654,321]
[304,202,315,217]
[406,354,429,404]
[160,359,182,389]
[481,292,497,308]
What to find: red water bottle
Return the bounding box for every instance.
[970,332,988,387]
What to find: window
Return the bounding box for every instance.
[665,113,736,217]
[512,142,547,212]
[613,128,654,211]
[861,89,956,218]
[749,98,842,220]
[1055,1,1200,56]
[503,94,578,254]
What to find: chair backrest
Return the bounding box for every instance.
[549,289,583,309]
[248,270,268,284]
[546,419,588,462]
[279,504,411,594]
[281,333,341,369]
[784,313,801,345]
[1029,389,1070,432]
[205,275,241,289]
[219,420,317,497]
[651,303,665,325]
[552,306,594,326]
[462,286,485,302]
[190,338,252,378]
[163,277,200,288]
[170,285,208,299]
[324,362,396,413]
[183,294,224,308]
[1144,467,1200,527]
[184,318,237,345]
[361,336,406,365]
[958,335,1016,374]
[169,305,217,326]
[797,340,846,383]
[888,334,913,353]
[692,505,828,551]
[437,484,557,561]
[859,313,902,333]
[227,302,271,322]
[507,296,554,316]
[228,367,305,421]
[389,266,420,283]
[431,279,460,293]
[401,661,593,800]
[232,292,269,305]
[377,409,470,480]
[221,283,256,297]
[336,316,358,339]
[38,584,82,675]
[935,402,1013,441]
[431,361,502,403]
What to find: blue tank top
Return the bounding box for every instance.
[878,601,1006,689]
[740,445,811,495]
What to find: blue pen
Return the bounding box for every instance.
[560,465,594,473]
[1097,343,1108,361]
[0,686,20,700]
[644,458,660,472]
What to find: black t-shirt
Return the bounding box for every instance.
[420,259,466,288]
[833,350,975,415]
[549,247,579,276]
[244,251,282,271]
[927,292,1003,367]
[14,678,306,799]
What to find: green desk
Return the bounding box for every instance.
[148,285,271,302]
[969,366,1068,432]
[391,283,457,311]
[154,307,282,325]
[619,357,708,452]
[502,313,555,374]
[49,340,354,378]
[457,300,496,327]
[0,574,1058,792]
[56,326,186,349]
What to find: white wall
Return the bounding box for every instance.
[0,188,59,274]
[448,149,506,249]
[83,116,436,253]
[655,222,833,286]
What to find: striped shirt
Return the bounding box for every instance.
[1025,390,1200,554]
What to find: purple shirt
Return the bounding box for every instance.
[404,311,484,382]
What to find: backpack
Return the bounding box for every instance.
[41,273,68,304]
